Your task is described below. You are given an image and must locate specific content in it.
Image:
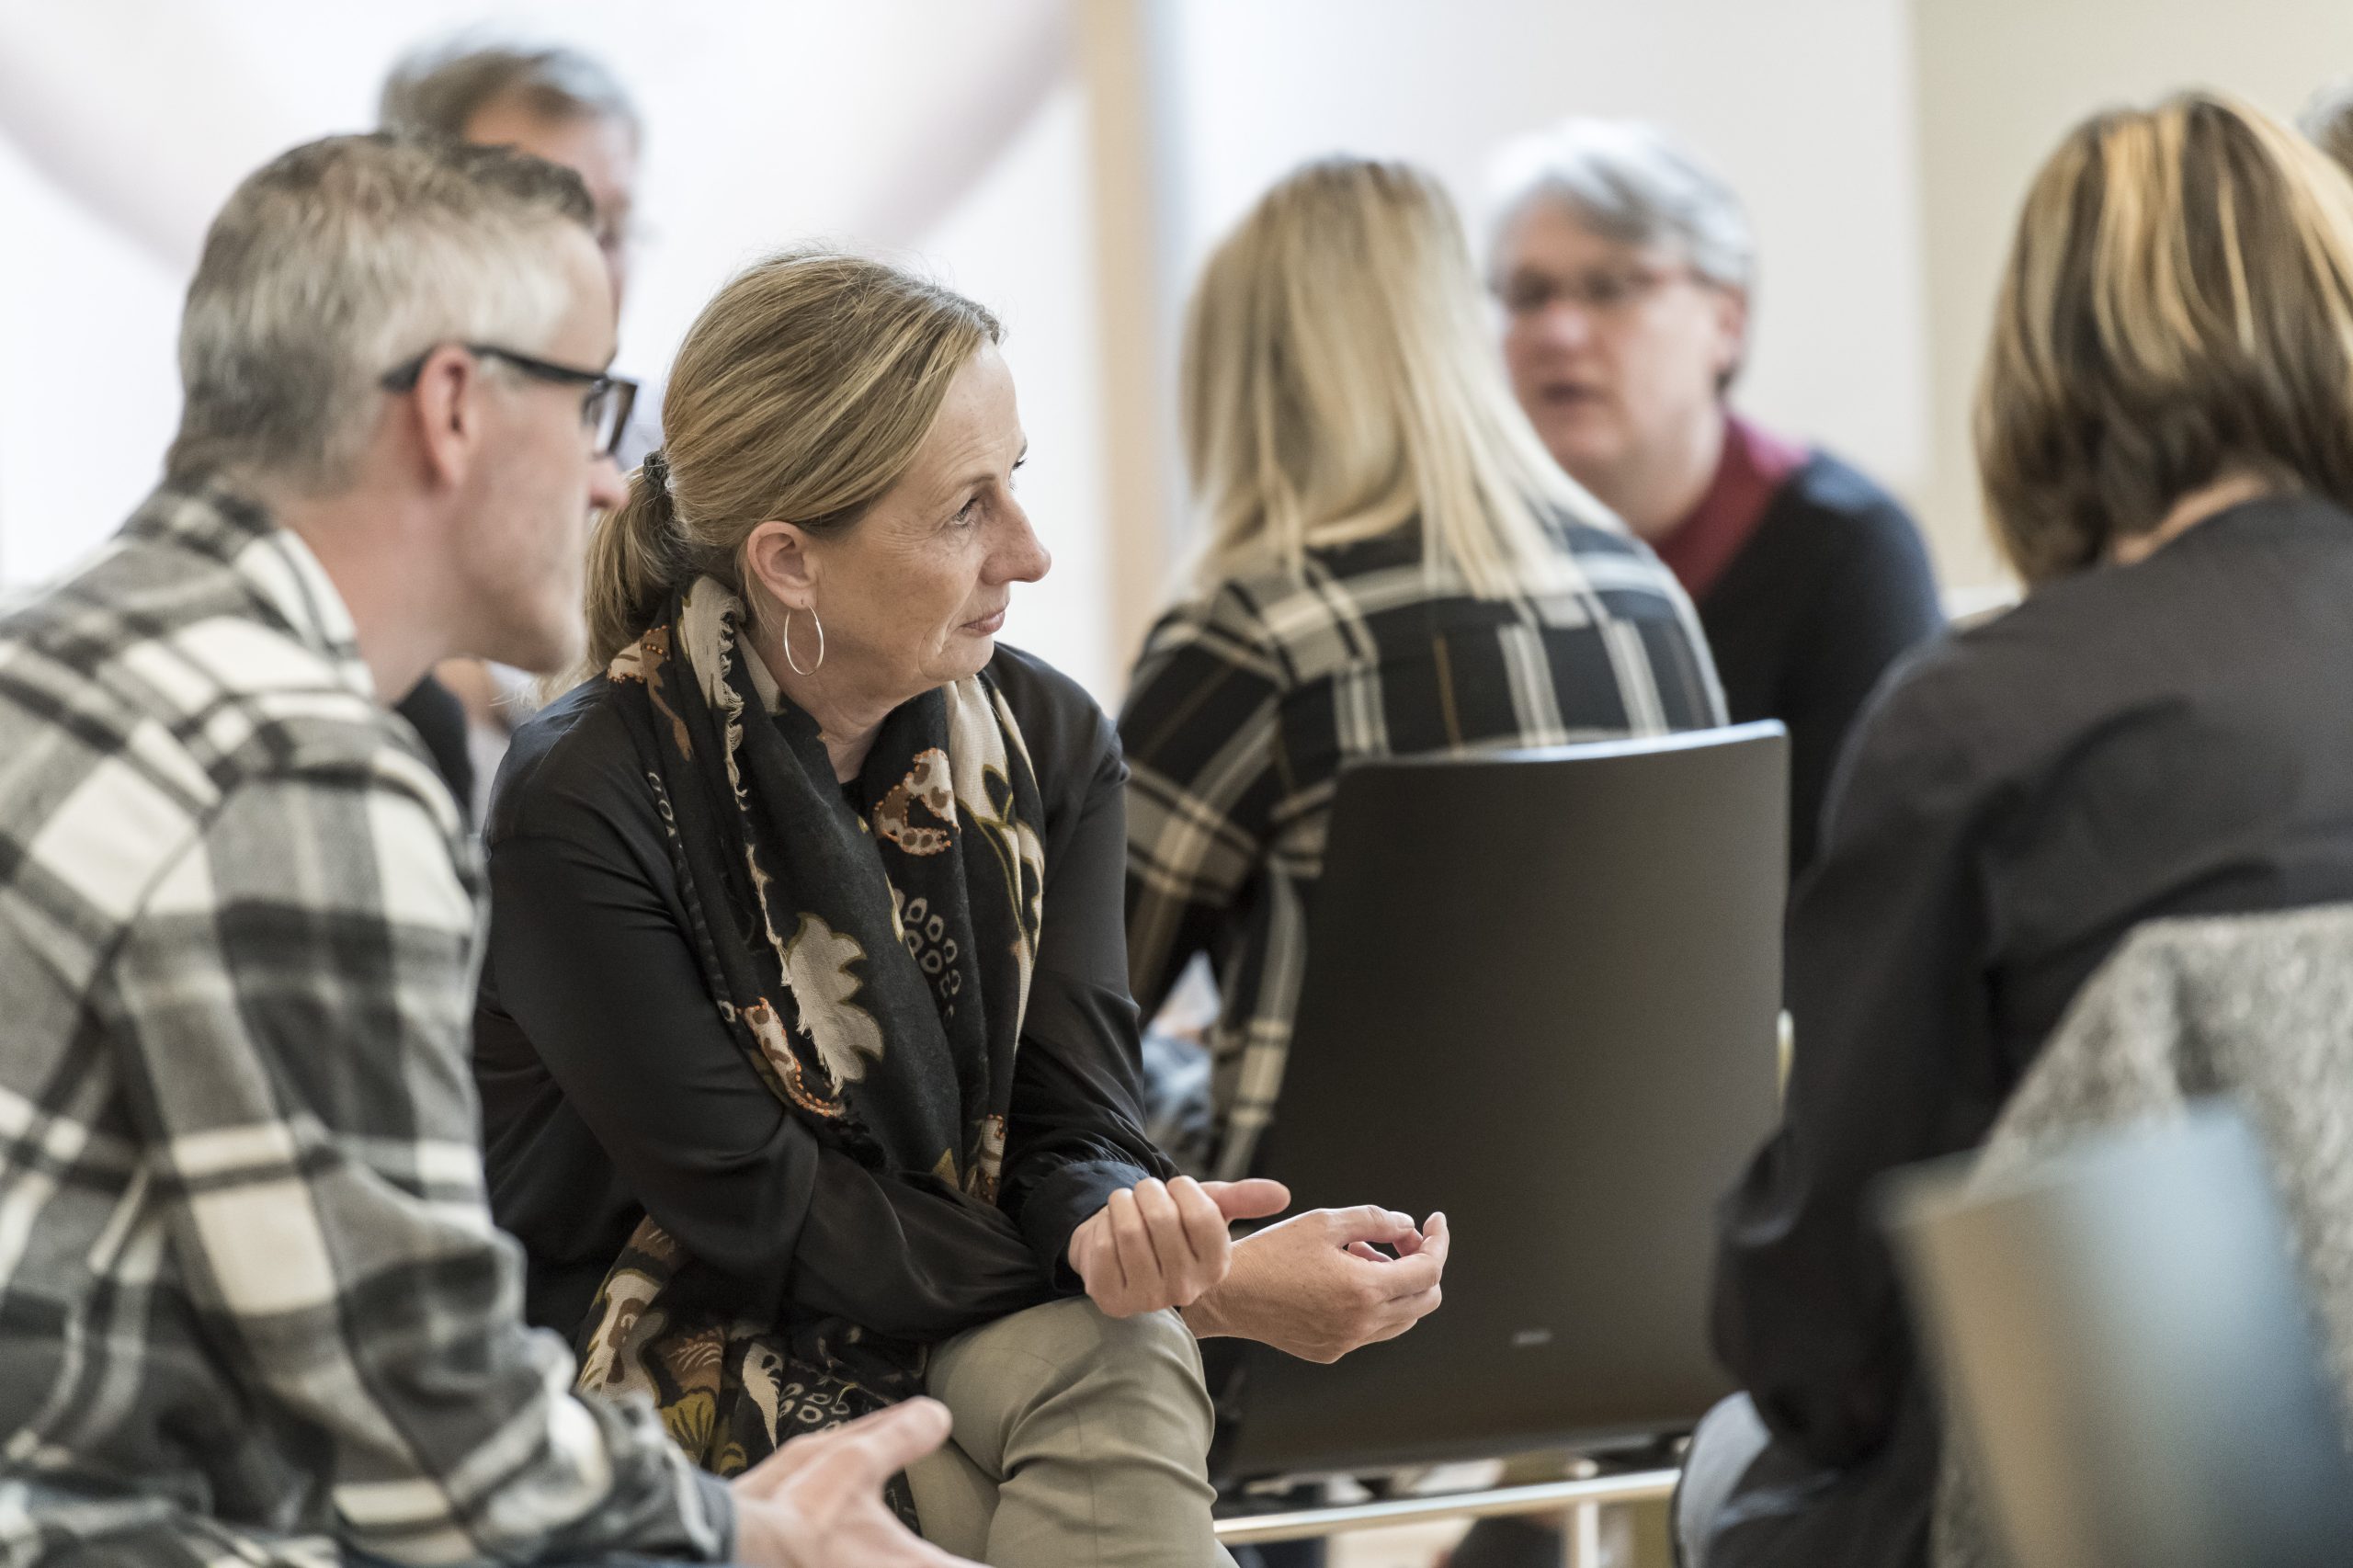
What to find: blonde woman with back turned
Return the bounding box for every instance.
[473,248,1451,1568]
[1121,157,1725,1184]
[1688,93,2353,1568]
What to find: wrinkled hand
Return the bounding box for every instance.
[1183,1207,1449,1363]
[1068,1176,1291,1317]
[729,1398,978,1568]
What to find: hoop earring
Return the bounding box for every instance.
[782,607,825,676]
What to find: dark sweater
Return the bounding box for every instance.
[472,644,1165,1345]
[395,671,474,827]
[1694,452,1942,877]
[1709,494,2353,1567]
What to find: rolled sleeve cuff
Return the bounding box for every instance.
[1017,1157,1155,1292]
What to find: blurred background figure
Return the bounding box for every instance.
[1121,156,1722,1184]
[1488,119,1942,880]
[381,33,654,822]
[381,33,650,431]
[2302,75,2353,173]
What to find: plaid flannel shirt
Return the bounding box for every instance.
[1120,518,1726,1179]
[0,486,729,1567]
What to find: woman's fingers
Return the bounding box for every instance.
[1319,1204,1424,1251]
[1367,1285,1444,1344]
[1170,1176,1233,1278]
[1083,1197,1128,1290]
[1106,1186,1161,1311]
[1365,1245,1442,1301]
[1134,1177,1229,1304]
[1199,1177,1290,1221]
[1333,1213,1448,1309]
[1416,1212,1451,1271]
[1131,1177,1186,1274]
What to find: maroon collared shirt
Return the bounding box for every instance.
[1651,414,1811,602]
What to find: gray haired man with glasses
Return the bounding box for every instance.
[0,132,969,1568]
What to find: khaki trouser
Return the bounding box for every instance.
[908,1296,1235,1568]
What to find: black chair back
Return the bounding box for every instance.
[1223,722,1789,1479]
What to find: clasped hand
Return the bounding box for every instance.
[1065,1175,1281,1315]
[1068,1176,1450,1364]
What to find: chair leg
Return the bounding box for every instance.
[1560,1502,1602,1568]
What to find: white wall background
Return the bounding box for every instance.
[16,0,2334,698]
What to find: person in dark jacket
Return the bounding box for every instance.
[1489,118,1942,878]
[474,250,1448,1567]
[1686,91,2353,1568]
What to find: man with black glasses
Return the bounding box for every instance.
[0,132,967,1568]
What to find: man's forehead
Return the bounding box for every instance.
[547,232,620,362]
[466,100,637,166]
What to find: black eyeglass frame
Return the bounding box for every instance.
[381,343,638,459]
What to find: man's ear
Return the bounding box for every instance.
[743,518,820,609]
[404,345,487,492]
[1711,284,1751,383]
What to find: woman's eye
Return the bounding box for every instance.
[952,496,983,527]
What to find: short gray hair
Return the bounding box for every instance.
[2303,79,2353,176]
[167,133,595,490]
[1486,119,1755,293]
[381,35,640,143]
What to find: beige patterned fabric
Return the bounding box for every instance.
[1935,904,2353,1568]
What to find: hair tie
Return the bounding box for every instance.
[642,449,671,495]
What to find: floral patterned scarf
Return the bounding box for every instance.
[573,578,1046,1494]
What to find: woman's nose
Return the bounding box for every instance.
[994,500,1051,584]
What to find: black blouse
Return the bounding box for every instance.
[473,645,1168,1346]
[1710,494,2353,1566]
[1697,452,1944,879]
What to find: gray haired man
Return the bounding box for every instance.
[0,133,965,1568]
[382,36,643,312]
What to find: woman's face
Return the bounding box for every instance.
[773,346,1048,710]
[1495,198,1745,495]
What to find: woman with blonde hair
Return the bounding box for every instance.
[1122,156,1723,1181]
[472,249,1449,1566]
[1688,93,2353,1568]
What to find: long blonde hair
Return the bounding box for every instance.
[1182,156,1604,595]
[582,248,1000,669]
[1979,92,2353,583]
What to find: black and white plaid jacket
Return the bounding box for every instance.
[1120,518,1725,1179]
[0,485,727,1566]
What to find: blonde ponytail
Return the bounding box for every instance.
[583,458,701,672]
